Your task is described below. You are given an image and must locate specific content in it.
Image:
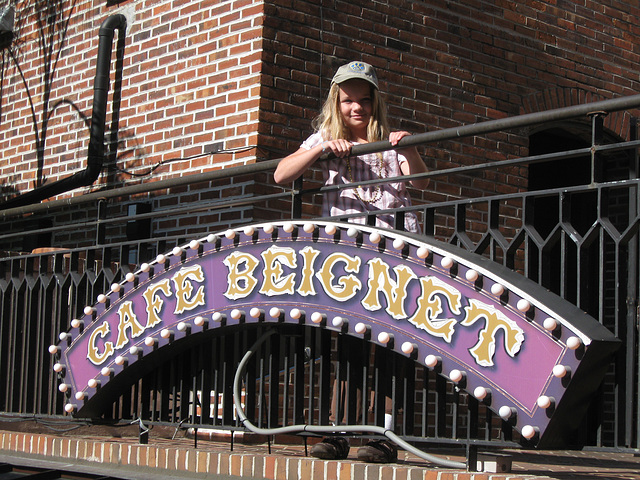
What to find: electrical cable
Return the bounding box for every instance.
[0,414,91,433]
[232,329,467,470]
[109,145,262,177]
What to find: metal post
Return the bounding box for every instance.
[96,198,107,245]
[626,117,639,448]
[466,443,478,472]
[589,111,606,185]
[291,176,303,219]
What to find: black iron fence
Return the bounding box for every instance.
[2,95,640,452]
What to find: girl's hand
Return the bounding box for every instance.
[274,138,353,184]
[389,131,412,149]
[321,139,352,158]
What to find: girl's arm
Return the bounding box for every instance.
[390,131,430,190]
[274,139,352,184]
[274,145,323,184]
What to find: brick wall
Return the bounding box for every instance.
[1,0,265,241]
[261,0,640,209]
[1,0,640,241]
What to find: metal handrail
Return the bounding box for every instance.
[2,93,640,220]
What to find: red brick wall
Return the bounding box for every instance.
[1,0,640,240]
[1,0,265,239]
[260,0,640,206]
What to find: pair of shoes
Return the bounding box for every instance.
[310,437,350,460]
[357,440,398,463]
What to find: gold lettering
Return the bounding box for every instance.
[461,299,525,367]
[260,246,297,296]
[298,246,320,296]
[361,259,416,319]
[87,321,114,366]
[316,252,362,301]
[173,265,206,314]
[114,301,145,349]
[408,277,461,342]
[142,279,171,329]
[224,252,259,299]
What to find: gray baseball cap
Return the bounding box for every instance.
[331,61,379,89]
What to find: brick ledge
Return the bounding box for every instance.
[0,430,557,480]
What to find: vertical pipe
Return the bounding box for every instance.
[0,14,127,210]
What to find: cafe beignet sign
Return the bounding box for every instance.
[53,221,619,448]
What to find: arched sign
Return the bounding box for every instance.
[51,221,620,448]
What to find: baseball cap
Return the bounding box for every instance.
[331,61,379,89]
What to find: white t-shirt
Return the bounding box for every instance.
[301,131,419,232]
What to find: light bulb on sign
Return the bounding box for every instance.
[424,355,440,368]
[465,269,479,282]
[355,322,369,334]
[378,332,391,344]
[393,238,405,250]
[401,342,414,354]
[324,224,337,235]
[543,318,558,331]
[369,232,382,244]
[332,316,345,327]
[441,257,454,269]
[522,425,538,440]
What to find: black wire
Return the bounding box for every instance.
[0,414,90,433]
[108,144,263,177]
[0,414,142,434]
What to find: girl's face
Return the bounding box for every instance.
[338,79,374,140]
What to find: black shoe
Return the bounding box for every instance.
[310,437,350,460]
[357,440,398,463]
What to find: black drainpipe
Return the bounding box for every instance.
[0,14,127,210]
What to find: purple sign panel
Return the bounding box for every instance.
[53,221,620,447]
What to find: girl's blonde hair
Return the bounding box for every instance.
[312,82,390,142]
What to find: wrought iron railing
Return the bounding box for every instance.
[2,94,640,451]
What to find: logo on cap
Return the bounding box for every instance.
[349,62,366,72]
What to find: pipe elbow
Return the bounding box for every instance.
[99,13,127,35]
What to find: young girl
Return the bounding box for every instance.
[274,61,429,232]
[275,61,429,463]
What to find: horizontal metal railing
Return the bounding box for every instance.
[1,94,640,452]
[3,93,640,221]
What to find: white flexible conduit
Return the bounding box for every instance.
[233,329,467,470]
